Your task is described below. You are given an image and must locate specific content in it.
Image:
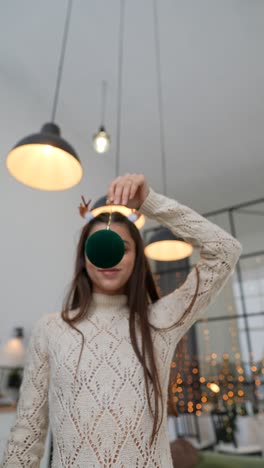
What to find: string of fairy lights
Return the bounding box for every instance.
[154,268,264,416]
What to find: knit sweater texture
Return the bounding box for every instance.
[2,189,242,467]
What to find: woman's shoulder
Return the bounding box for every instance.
[36,311,62,325]
[32,311,67,336]
[37,308,82,328]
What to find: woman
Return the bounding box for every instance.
[3,174,242,467]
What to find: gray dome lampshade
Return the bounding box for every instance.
[144,227,193,262]
[6,122,83,191]
[92,195,108,210]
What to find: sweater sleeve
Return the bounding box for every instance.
[140,188,242,336]
[2,316,50,468]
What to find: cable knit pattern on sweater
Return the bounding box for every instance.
[2,189,242,468]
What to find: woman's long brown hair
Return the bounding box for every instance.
[61,212,199,445]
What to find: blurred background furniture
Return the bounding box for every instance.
[173,412,215,450]
[211,410,262,457]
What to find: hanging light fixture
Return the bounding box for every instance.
[93,80,111,154]
[144,0,192,261]
[93,126,110,154]
[6,0,83,191]
[145,227,193,261]
[0,327,25,368]
[92,195,145,229]
[92,0,145,229]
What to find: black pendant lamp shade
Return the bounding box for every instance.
[92,195,110,211]
[85,229,125,269]
[6,0,83,191]
[145,227,193,262]
[6,123,83,191]
[143,1,193,262]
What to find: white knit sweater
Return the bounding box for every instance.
[2,189,242,468]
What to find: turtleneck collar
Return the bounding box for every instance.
[90,293,128,312]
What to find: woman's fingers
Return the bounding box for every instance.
[107,174,145,206]
[121,181,133,205]
[113,182,125,205]
[107,176,133,205]
[107,179,119,204]
[129,182,138,200]
[113,181,133,205]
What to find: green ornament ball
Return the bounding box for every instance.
[85,229,125,269]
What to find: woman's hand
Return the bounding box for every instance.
[107,173,149,210]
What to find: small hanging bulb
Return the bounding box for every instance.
[93,125,111,154]
[93,81,111,154]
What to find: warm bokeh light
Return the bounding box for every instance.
[144,240,193,262]
[208,382,220,394]
[6,144,82,190]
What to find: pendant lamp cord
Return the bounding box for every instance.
[100,80,107,127]
[115,0,125,177]
[51,0,73,123]
[153,0,167,196]
[107,204,113,230]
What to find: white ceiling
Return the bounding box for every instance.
[1,0,263,211]
[0,1,263,336]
